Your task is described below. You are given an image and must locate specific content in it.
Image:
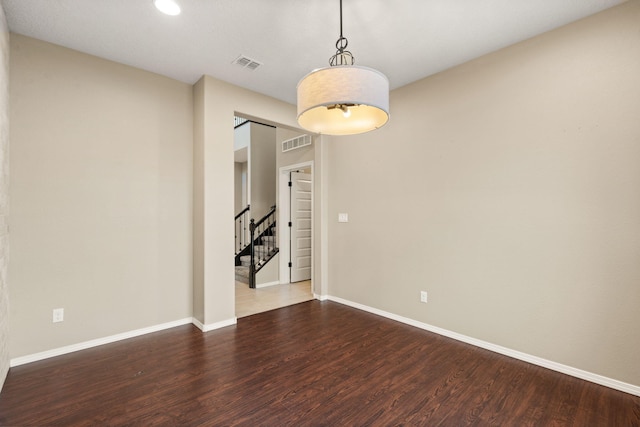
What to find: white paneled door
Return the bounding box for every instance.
[290,172,312,283]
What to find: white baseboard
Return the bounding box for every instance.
[191,317,237,332]
[11,316,238,367]
[314,293,328,301]
[327,296,640,397]
[255,281,280,289]
[10,317,194,367]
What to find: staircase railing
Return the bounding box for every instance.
[234,116,249,128]
[235,204,251,256]
[248,205,278,288]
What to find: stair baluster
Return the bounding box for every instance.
[235,204,251,255]
[249,219,256,288]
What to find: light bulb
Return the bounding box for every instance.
[342,106,351,118]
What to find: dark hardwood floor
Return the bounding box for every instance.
[1,301,639,426]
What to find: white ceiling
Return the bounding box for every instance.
[2,0,625,105]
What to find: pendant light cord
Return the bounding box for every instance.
[339,0,343,40]
[331,0,354,66]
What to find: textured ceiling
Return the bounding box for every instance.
[2,0,626,105]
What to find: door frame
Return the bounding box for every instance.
[278,160,314,285]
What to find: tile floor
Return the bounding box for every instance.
[235,280,314,318]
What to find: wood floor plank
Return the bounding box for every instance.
[1,300,639,426]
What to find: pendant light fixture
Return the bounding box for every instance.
[297,0,389,136]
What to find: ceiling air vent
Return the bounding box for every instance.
[233,55,262,71]
[282,134,312,153]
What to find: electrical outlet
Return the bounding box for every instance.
[420,291,428,303]
[53,308,64,323]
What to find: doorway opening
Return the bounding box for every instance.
[234,118,314,317]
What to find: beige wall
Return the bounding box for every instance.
[0,4,9,391]
[327,1,640,387]
[9,35,194,357]
[192,79,205,323]
[234,162,245,215]
[248,122,276,220]
[256,253,279,286]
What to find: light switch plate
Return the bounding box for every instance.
[338,213,349,223]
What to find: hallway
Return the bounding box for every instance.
[235,280,313,318]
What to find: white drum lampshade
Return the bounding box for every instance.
[297,66,389,136]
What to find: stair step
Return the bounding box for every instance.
[235,266,249,284]
[240,248,279,266]
[253,245,275,255]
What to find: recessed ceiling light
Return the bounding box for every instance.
[154,0,181,16]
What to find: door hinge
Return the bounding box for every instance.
[288,181,292,187]
[288,222,292,227]
[288,262,292,268]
